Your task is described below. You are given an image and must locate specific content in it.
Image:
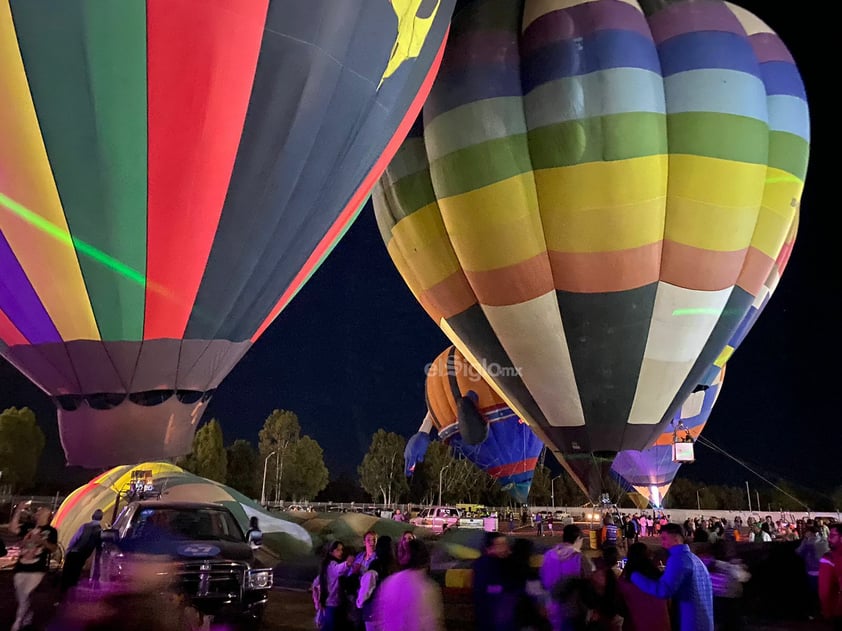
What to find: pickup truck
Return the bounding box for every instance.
[99,500,272,629]
[410,506,486,533]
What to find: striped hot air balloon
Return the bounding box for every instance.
[405,346,544,503]
[612,366,725,508]
[374,0,809,499]
[51,462,312,556]
[0,0,455,467]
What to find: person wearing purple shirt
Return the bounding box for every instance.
[631,522,714,631]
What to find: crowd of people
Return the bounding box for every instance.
[312,529,441,631]
[313,513,842,631]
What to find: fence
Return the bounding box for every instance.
[0,493,66,524]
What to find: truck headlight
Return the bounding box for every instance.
[246,569,273,590]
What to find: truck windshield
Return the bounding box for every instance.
[128,507,244,542]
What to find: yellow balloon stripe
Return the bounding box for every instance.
[438,172,544,271]
[0,2,98,341]
[390,202,462,290]
[537,156,666,252]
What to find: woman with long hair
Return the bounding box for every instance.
[358,536,397,630]
[317,540,355,630]
[617,543,670,631]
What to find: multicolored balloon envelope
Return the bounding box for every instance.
[0,0,455,467]
[611,366,725,508]
[405,346,544,504]
[374,0,809,499]
[51,462,312,556]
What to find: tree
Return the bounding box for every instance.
[284,437,329,501]
[529,466,552,506]
[258,410,301,503]
[552,469,588,507]
[0,407,45,491]
[412,441,451,504]
[180,419,227,482]
[665,477,702,508]
[358,430,409,505]
[446,456,487,504]
[317,472,368,503]
[226,440,259,498]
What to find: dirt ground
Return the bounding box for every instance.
[0,525,830,631]
[0,570,829,631]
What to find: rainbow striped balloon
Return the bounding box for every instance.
[374,0,809,498]
[0,0,454,467]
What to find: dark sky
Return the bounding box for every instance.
[1,2,835,496]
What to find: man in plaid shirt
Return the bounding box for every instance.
[630,522,714,630]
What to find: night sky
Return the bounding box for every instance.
[1,2,836,496]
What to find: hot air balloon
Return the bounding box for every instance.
[405,346,544,503]
[612,366,725,508]
[51,461,312,556]
[0,0,455,467]
[373,0,809,499]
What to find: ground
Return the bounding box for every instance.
[0,563,828,630]
[0,523,830,630]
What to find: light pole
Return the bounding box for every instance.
[551,475,562,510]
[260,451,277,506]
[696,487,706,512]
[438,463,452,506]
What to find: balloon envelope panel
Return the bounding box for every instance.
[0,0,455,466]
[374,0,808,497]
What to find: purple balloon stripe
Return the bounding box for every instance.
[648,0,745,44]
[0,230,61,344]
[749,32,795,64]
[522,0,651,57]
[439,31,521,75]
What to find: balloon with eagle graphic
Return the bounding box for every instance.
[0,0,455,467]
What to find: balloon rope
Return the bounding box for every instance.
[695,436,810,511]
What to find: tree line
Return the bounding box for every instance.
[1,405,841,512]
[176,409,330,502]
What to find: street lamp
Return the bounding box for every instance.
[551,475,562,510]
[696,487,706,512]
[438,463,452,506]
[260,451,277,506]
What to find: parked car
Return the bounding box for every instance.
[99,500,272,629]
[410,506,463,534]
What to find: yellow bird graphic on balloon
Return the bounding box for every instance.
[380,0,443,88]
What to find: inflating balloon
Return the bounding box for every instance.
[612,367,725,508]
[405,346,544,503]
[51,462,312,555]
[0,0,455,467]
[374,0,809,498]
